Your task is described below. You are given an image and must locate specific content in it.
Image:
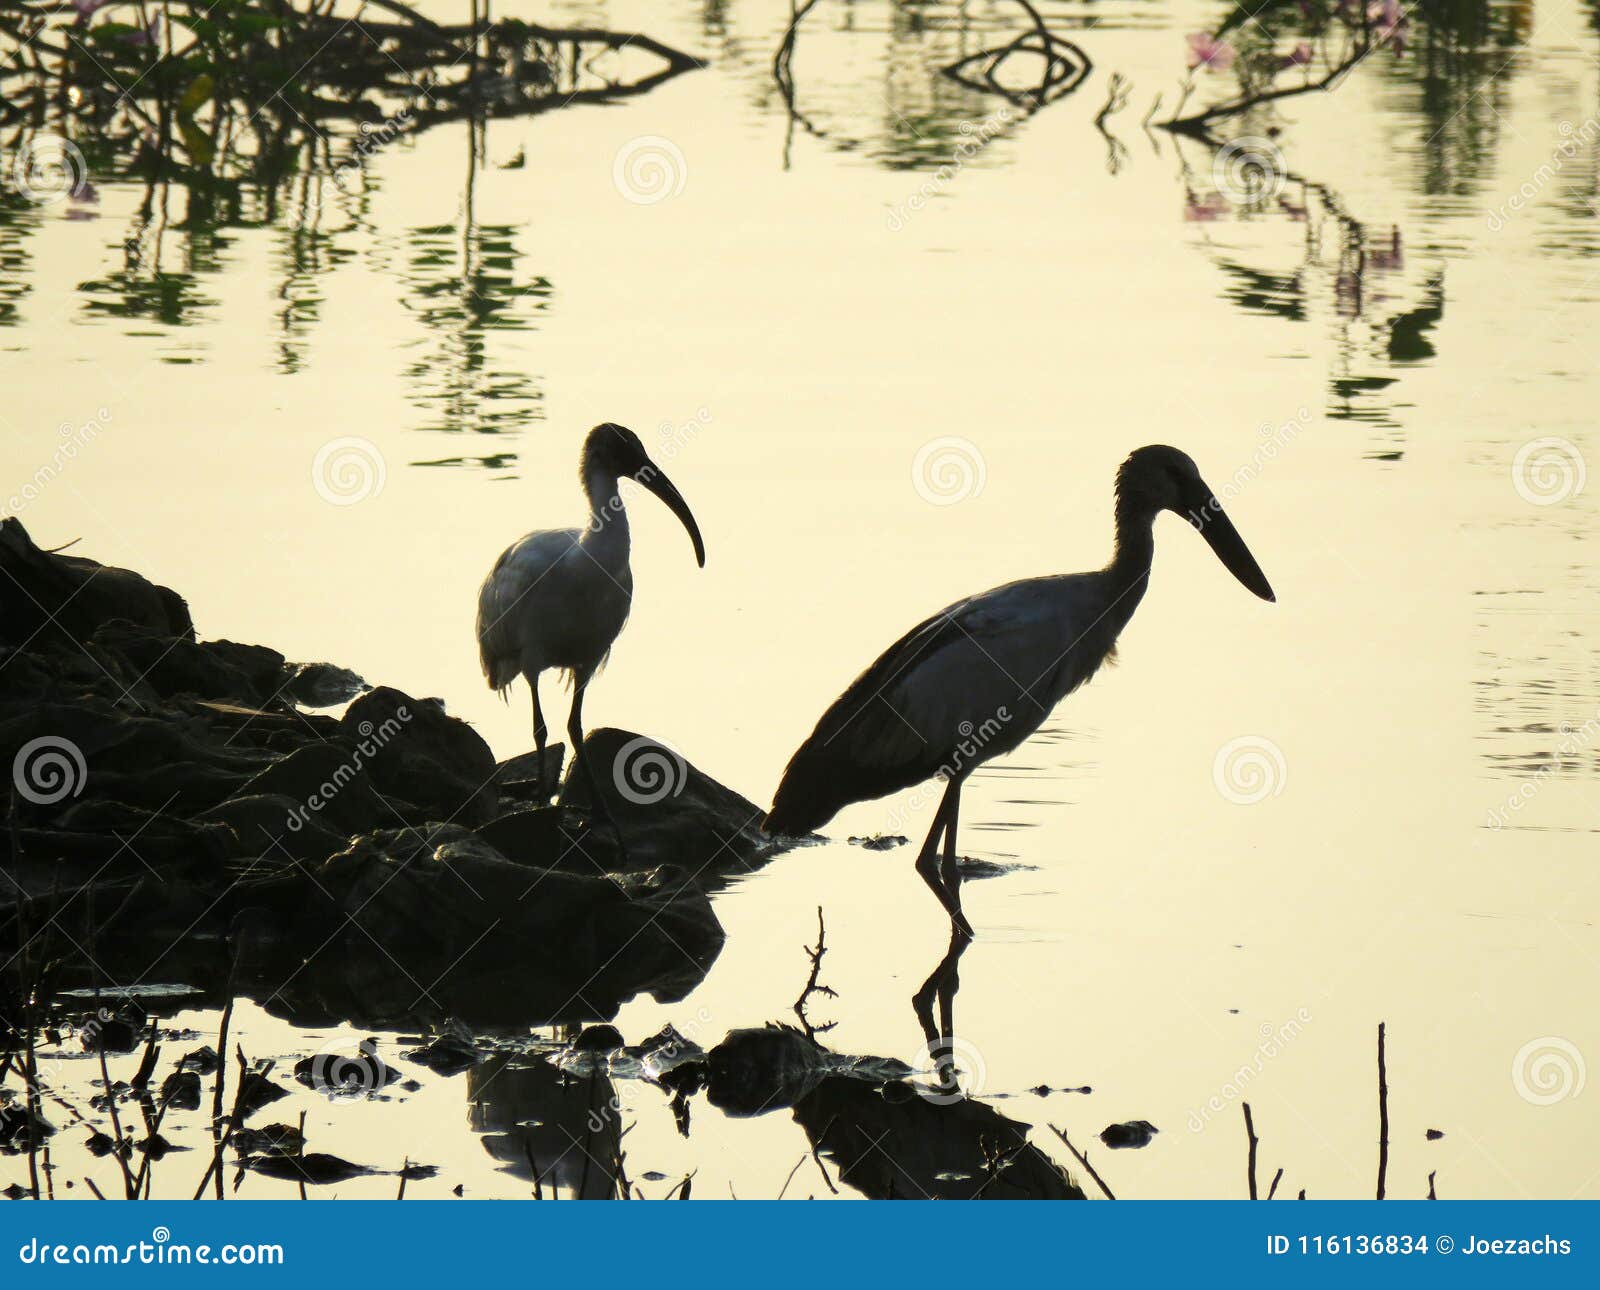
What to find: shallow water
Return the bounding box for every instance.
[3,0,1598,1199]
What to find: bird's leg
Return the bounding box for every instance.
[530,676,550,803]
[564,674,626,857]
[939,775,974,939]
[912,779,968,934]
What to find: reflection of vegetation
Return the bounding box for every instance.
[1181,152,1442,438]
[759,0,1078,168]
[0,1,691,449]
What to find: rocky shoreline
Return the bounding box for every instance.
[0,517,779,1028]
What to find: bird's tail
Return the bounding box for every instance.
[762,747,841,837]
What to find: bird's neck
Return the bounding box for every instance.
[580,461,631,557]
[1106,494,1157,598]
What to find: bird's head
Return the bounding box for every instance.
[582,423,706,567]
[1117,444,1275,602]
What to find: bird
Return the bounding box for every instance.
[763,444,1274,937]
[477,423,705,804]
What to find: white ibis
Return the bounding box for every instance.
[477,423,705,800]
[764,445,1274,937]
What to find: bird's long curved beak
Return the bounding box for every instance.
[1186,481,1275,602]
[638,463,706,567]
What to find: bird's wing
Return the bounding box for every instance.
[476,529,581,690]
[768,576,1096,832]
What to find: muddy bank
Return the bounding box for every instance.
[0,519,784,1029]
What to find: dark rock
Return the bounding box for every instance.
[236,1069,289,1119]
[293,1042,400,1097]
[0,518,191,650]
[198,794,347,864]
[341,688,497,826]
[0,1100,53,1148]
[1426,1128,1445,1141]
[160,1069,202,1110]
[180,1045,220,1075]
[706,1025,831,1116]
[573,1024,625,1053]
[230,1123,303,1156]
[796,1076,1084,1200]
[403,1033,481,1076]
[135,1132,176,1158]
[494,746,565,794]
[243,1152,372,1185]
[849,834,908,850]
[1099,1119,1159,1149]
[284,661,368,708]
[88,621,283,706]
[561,728,784,877]
[248,824,721,1028]
[237,743,388,836]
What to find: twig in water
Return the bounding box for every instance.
[1094,72,1131,128]
[1427,1170,1437,1200]
[792,906,838,1038]
[776,1154,807,1200]
[1376,1021,1389,1200]
[1048,1124,1115,1200]
[1267,1166,1284,1200]
[1243,1101,1259,1200]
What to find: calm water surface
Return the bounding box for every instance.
[2,0,1597,1199]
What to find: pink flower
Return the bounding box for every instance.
[71,0,107,16]
[1186,32,1237,72]
[1184,190,1231,222]
[1278,42,1313,70]
[1368,0,1410,55]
